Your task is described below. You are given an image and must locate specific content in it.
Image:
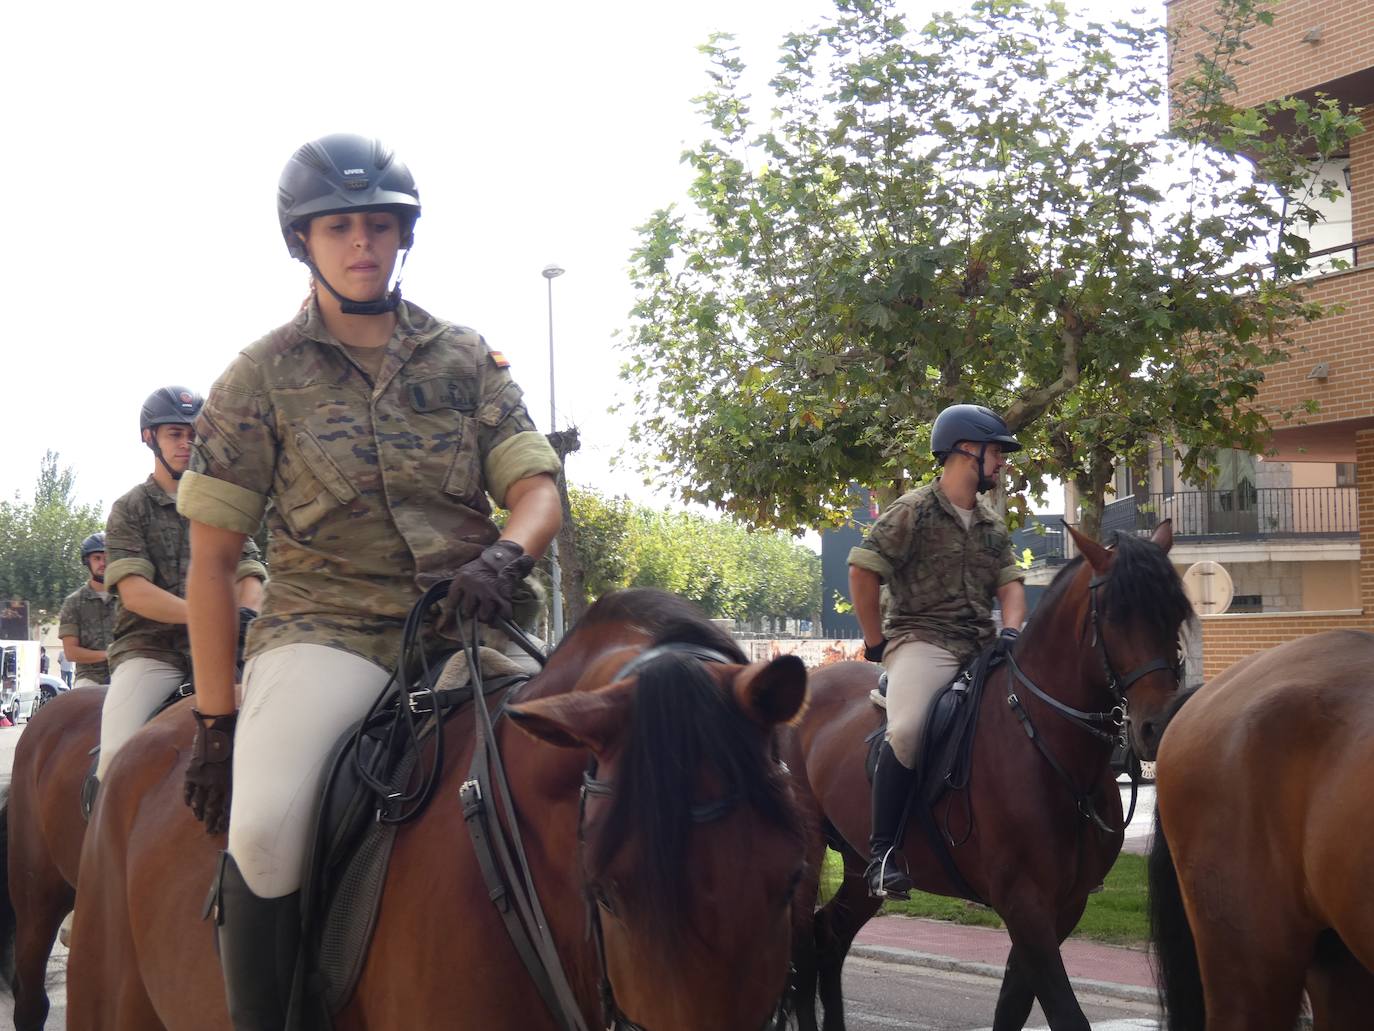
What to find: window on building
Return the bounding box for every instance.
[1336,463,1357,487]
[1228,594,1263,614]
[1161,452,1175,497]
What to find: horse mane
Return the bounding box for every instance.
[587,590,797,958]
[1099,532,1196,642]
[1026,531,1194,643]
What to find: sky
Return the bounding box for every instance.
[3,0,1161,522]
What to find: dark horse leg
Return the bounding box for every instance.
[4,801,76,1031]
[991,945,1037,1031]
[814,860,881,1031]
[790,836,827,1031]
[995,897,1091,1031]
[1307,930,1374,1031]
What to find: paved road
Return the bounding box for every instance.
[840,953,1159,1029]
[0,720,1157,1031]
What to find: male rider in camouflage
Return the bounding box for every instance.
[848,404,1027,898]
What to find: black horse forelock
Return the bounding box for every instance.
[589,596,797,961]
[1099,532,1196,643]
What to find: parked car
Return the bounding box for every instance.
[0,641,68,723]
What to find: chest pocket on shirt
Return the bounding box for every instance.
[277,430,359,536]
[409,372,490,515]
[967,529,1005,591]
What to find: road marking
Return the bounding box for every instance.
[972,1022,1158,1031]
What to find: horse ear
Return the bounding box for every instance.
[1064,521,1112,574]
[1150,518,1174,553]
[731,654,807,727]
[506,682,633,754]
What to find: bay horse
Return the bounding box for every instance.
[66,588,809,1030]
[0,685,105,1031]
[1149,628,1374,1031]
[785,521,1190,1031]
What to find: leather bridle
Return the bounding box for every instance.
[1003,571,1181,832]
[576,643,790,1031]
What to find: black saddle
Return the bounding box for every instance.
[288,654,531,1029]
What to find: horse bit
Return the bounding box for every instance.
[578,643,790,1031]
[1003,572,1180,832]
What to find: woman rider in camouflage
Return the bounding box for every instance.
[177,134,563,1027]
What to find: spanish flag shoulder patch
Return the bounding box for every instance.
[487,348,511,368]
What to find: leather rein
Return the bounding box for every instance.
[462,633,788,1031]
[1003,572,1179,833]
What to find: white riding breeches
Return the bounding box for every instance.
[96,658,185,779]
[228,644,391,899]
[882,640,962,771]
[228,632,544,899]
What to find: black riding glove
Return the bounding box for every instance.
[235,607,256,674]
[184,709,237,835]
[999,627,1020,641]
[443,540,536,628]
[864,639,888,663]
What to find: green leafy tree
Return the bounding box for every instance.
[567,487,820,624]
[623,0,1362,535]
[0,452,105,623]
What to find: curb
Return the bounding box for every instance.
[848,944,1158,1005]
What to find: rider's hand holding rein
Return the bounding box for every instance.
[441,474,561,629]
[185,522,251,833]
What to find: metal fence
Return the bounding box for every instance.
[1099,487,1359,541]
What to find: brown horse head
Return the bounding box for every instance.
[1063,519,1189,760]
[509,644,807,1030]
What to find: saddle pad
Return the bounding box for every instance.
[296,650,530,1026]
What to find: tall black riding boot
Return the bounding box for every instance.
[865,743,917,900]
[214,853,301,1031]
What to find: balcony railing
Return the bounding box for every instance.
[1100,487,1359,541]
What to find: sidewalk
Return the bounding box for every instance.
[852,915,1155,1003]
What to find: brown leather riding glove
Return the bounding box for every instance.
[443,540,536,628]
[184,709,237,835]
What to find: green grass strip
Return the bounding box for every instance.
[820,849,1149,946]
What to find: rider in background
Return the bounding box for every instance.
[847,403,1027,899]
[58,532,116,687]
[94,388,266,787]
[178,134,562,1028]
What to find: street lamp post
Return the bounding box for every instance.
[542,264,566,643]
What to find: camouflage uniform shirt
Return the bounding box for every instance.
[57,583,116,683]
[847,482,1024,665]
[104,477,267,675]
[177,298,562,670]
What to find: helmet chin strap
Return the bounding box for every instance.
[307,251,410,316]
[148,437,185,481]
[950,444,997,494]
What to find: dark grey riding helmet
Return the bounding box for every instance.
[930,404,1021,462]
[139,386,203,440]
[80,532,106,561]
[276,134,421,261]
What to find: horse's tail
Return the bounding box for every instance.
[1147,808,1203,1030]
[0,799,15,992]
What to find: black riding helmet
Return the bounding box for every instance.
[931,404,1020,494]
[140,386,203,481]
[930,404,1021,461]
[277,134,421,316]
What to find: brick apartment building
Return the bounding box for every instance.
[1166,0,1374,676]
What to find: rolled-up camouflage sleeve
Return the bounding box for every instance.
[179,355,276,536]
[474,346,561,508]
[57,592,80,639]
[997,537,1025,587]
[104,493,154,592]
[847,498,916,584]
